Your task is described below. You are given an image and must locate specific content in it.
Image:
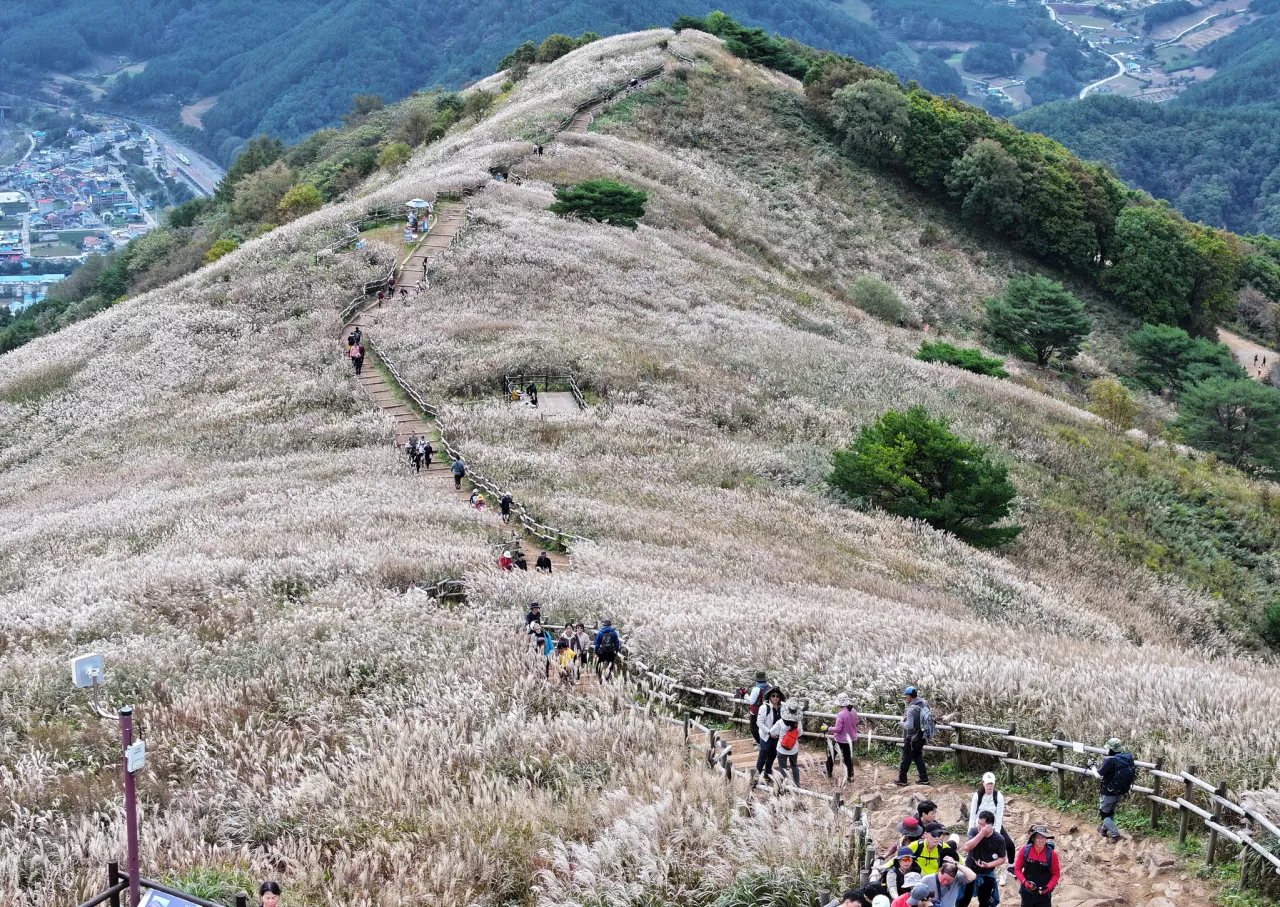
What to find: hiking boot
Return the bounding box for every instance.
[1097,824,1108,837]
[895,780,909,787]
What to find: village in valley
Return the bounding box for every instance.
[941,0,1253,110]
[0,111,215,314]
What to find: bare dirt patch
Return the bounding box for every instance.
[180,96,218,130]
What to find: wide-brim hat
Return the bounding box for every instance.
[897,816,923,838]
[1106,737,1124,752]
[781,702,804,722]
[1028,824,1055,840]
[837,693,852,707]
[754,670,768,682]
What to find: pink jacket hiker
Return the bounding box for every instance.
[830,707,859,745]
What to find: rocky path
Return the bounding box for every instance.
[699,725,1219,907]
[1219,327,1275,381]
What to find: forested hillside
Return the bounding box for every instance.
[0,0,884,166]
[1015,0,1280,234]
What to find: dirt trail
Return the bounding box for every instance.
[699,725,1219,907]
[1219,327,1275,381]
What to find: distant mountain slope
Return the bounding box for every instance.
[0,0,886,164]
[1014,0,1280,234]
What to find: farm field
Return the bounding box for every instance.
[4,27,1280,907]
[29,241,81,257]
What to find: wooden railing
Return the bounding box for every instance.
[504,373,587,410]
[552,63,667,135]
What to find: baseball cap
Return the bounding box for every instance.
[923,821,947,835]
[872,897,891,907]
[904,686,917,696]
[982,771,996,784]
[908,884,933,906]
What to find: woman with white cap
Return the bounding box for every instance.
[970,771,1015,863]
[774,700,805,786]
[827,693,860,783]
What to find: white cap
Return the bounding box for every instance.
[872,897,892,907]
[982,771,997,784]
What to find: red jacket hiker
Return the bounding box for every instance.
[1014,840,1060,906]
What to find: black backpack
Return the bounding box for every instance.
[597,629,619,657]
[1103,753,1136,796]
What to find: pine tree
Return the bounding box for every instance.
[1176,378,1280,472]
[549,180,648,230]
[986,275,1091,367]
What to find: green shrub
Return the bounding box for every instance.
[204,238,240,264]
[848,276,904,323]
[377,141,413,172]
[828,406,1022,547]
[917,341,1008,378]
[277,183,324,220]
[549,179,648,229]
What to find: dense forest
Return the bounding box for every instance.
[1015,0,1280,234]
[0,0,1117,168]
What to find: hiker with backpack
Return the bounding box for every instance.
[575,622,592,671]
[555,637,577,688]
[526,381,538,407]
[911,823,960,878]
[921,858,975,907]
[744,671,773,746]
[500,493,513,524]
[754,688,784,784]
[897,686,934,786]
[970,772,1017,864]
[593,619,620,679]
[1012,825,1059,907]
[418,437,432,470]
[826,692,859,783]
[1088,738,1135,840]
[958,811,1007,907]
[774,701,804,786]
[536,551,553,574]
[893,882,933,907]
[451,458,466,490]
[350,340,365,376]
[406,433,419,468]
[880,847,923,900]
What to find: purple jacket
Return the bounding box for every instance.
[830,707,859,744]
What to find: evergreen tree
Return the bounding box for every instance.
[946,139,1024,233]
[827,406,1022,547]
[1176,378,1280,472]
[1128,324,1245,394]
[985,275,1091,366]
[549,180,648,229]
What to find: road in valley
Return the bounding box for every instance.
[1079,51,1126,98]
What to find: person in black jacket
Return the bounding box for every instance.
[1088,737,1135,840]
[536,550,553,573]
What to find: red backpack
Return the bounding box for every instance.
[781,724,800,749]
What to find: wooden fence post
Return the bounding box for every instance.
[1178,768,1196,846]
[1005,723,1017,786]
[954,726,965,773]
[683,714,690,747]
[1206,780,1228,866]
[850,805,864,871]
[1055,733,1067,801]
[1149,758,1163,829]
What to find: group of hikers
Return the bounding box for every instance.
[741,673,1142,907]
[345,326,365,376]
[524,602,621,685]
[510,381,540,407]
[499,548,554,572]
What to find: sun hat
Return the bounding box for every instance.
[908,884,933,906]
[872,897,891,907]
[897,816,923,838]
[904,872,923,889]
[923,821,947,836]
[1106,737,1124,752]
[782,702,804,722]
[1028,824,1055,840]
[837,693,852,707]
[904,686,917,696]
[982,771,997,785]
[896,845,915,859]
[754,670,768,682]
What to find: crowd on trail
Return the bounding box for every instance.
[740,673,1140,907]
[524,603,620,686]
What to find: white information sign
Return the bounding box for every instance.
[126,740,146,773]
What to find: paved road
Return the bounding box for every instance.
[1079,51,1126,99]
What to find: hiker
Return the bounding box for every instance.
[882,848,923,900]
[897,686,931,786]
[744,670,773,745]
[350,340,365,376]
[257,882,282,907]
[376,289,386,303]
[827,692,859,782]
[575,622,592,670]
[959,812,1007,907]
[452,457,466,490]
[970,772,1016,862]
[500,493,513,524]
[513,550,528,571]
[536,550,553,573]
[525,602,542,629]
[1087,737,1135,840]
[921,858,976,907]
[917,801,940,827]
[526,381,538,407]
[774,700,804,786]
[824,889,878,907]
[911,823,960,878]
[754,688,784,784]
[594,619,620,679]
[1013,825,1059,907]
[474,492,486,511]
[555,638,576,687]
[896,815,925,850]
[418,437,432,470]
[406,433,419,467]
[498,550,514,571]
[893,883,933,907]
[352,326,362,345]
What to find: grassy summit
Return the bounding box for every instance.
[2,27,1280,904]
